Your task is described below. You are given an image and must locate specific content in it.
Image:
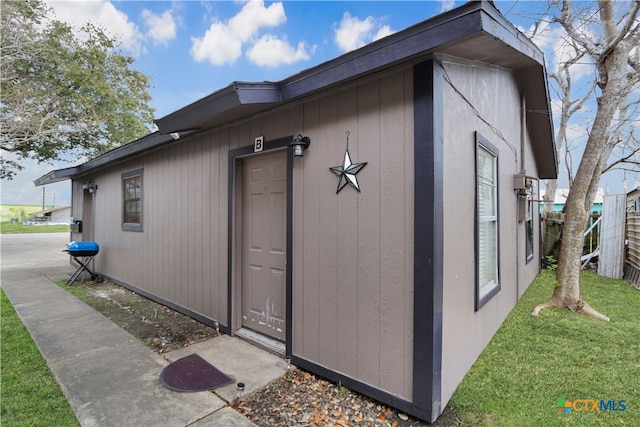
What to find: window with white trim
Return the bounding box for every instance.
[476,133,500,309]
[525,195,534,263]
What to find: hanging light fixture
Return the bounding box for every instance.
[290,134,311,157]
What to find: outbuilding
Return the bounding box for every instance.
[36,1,556,422]
[624,187,640,289]
[29,205,71,224]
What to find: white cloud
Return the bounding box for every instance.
[190,0,287,66]
[335,13,374,52]
[45,0,145,56]
[373,25,394,42]
[439,0,456,13]
[334,12,395,53]
[246,34,310,67]
[191,21,244,66]
[141,9,177,47]
[522,18,593,82]
[228,0,286,41]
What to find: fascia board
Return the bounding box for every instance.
[33,167,80,186]
[33,132,182,186]
[280,6,484,101]
[155,82,281,134]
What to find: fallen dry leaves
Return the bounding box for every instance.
[234,370,429,427]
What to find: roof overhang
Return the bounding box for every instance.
[34,131,193,186]
[34,167,81,186]
[155,0,556,178]
[154,83,282,134]
[36,0,556,186]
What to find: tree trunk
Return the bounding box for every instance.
[543,179,558,213]
[532,0,639,321]
[533,0,639,321]
[532,92,617,321]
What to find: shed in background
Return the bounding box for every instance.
[624,188,640,289]
[598,194,626,279]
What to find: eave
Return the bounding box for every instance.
[155,1,556,179]
[154,83,282,134]
[36,1,556,186]
[34,131,192,186]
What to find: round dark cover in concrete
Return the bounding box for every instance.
[160,354,233,392]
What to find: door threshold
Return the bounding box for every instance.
[235,328,285,357]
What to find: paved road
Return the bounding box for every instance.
[1,232,70,282]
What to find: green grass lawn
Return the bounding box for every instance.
[0,290,80,427]
[450,269,640,426]
[0,222,70,234]
[1,268,637,426]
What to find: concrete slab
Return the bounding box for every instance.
[165,335,289,404]
[1,233,287,427]
[27,311,138,363]
[13,296,99,324]
[52,340,226,427]
[191,407,259,427]
[1,278,67,302]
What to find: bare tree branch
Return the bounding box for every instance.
[604,151,640,173]
[554,0,600,54]
[534,0,639,321]
[600,0,640,59]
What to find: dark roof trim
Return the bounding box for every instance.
[156,1,547,134]
[34,131,194,186]
[278,4,484,100]
[155,83,282,133]
[517,67,557,179]
[36,1,556,185]
[34,167,82,186]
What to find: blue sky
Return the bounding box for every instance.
[1,0,632,206]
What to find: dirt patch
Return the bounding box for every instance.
[67,280,218,353]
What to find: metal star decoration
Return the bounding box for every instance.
[329,148,367,193]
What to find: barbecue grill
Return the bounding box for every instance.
[64,241,102,285]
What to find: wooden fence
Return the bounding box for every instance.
[541,211,564,260]
[598,194,626,279]
[625,190,640,289]
[541,211,601,263]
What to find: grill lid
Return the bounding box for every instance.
[65,241,99,256]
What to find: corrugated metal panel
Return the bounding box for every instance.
[598,194,626,279]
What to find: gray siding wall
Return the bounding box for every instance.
[71,67,415,400]
[439,58,541,405]
[293,68,415,400]
[71,182,83,228]
[73,130,235,325]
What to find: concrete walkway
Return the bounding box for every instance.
[1,233,287,426]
